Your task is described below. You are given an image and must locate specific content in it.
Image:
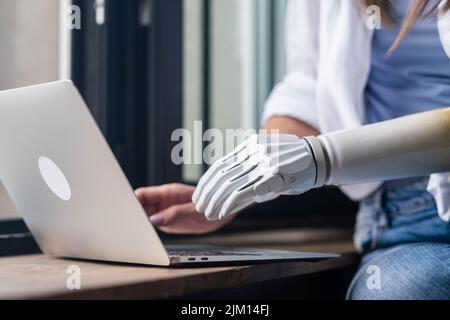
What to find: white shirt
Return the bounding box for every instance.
[262,0,450,221]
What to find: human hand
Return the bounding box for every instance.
[135,184,235,235]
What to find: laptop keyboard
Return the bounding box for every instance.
[167,249,261,257]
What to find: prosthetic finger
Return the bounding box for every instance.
[203,159,265,219]
[218,183,262,220]
[195,157,249,213]
[192,144,248,203]
[204,177,246,220]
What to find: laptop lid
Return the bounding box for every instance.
[0,81,170,266]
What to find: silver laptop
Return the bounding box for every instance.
[0,81,339,266]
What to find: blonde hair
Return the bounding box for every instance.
[364,0,450,52]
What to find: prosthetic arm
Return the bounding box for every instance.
[193,108,450,221]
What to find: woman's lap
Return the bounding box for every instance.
[348,178,450,300]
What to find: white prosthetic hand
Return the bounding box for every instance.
[192,134,318,221]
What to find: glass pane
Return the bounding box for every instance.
[0,0,60,90]
[182,0,204,182]
[182,0,287,182]
[0,0,60,221]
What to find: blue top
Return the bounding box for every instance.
[365,0,450,124]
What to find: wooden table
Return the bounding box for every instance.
[0,229,359,300]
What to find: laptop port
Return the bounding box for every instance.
[201,257,208,261]
[188,257,196,261]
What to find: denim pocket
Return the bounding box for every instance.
[377,179,450,247]
[354,178,445,253]
[382,179,436,218]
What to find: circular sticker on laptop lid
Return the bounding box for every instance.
[38,156,72,201]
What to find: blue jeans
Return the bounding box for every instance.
[346,178,450,300]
